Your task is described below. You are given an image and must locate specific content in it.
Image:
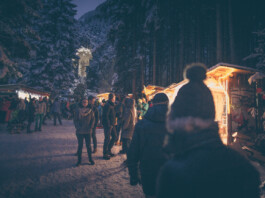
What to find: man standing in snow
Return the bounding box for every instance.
[52,98,62,126]
[87,95,99,153]
[157,63,260,198]
[26,98,36,133]
[34,97,46,131]
[102,93,117,160]
[74,98,95,166]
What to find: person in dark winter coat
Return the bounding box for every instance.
[26,98,36,133]
[43,97,52,125]
[102,93,117,160]
[88,95,99,153]
[34,97,46,131]
[120,98,136,154]
[51,98,62,126]
[157,63,260,198]
[74,98,95,166]
[115,95,125,145]
[127,93,170,197]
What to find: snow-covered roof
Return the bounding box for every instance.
[0,84,50,96]
[210,62,261,72]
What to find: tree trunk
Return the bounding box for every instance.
[216,2,222,62]
[140,58,144,88]
[153,35,156,84]
[132,70,136,98]
[177,13,184,82]
[228,0,236,63]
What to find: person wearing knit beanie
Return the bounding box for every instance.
[167,63,215,132]
[152,93,169,105]
[156,63,260,198]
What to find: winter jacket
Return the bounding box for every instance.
[102,100,116,127]
[51,101,61,114]
[121,99,136,139]
[74,106,95,134]
[141,102,149,117]
[18,100,26,111]
[35,101,46,114]
[157,122,260,198]
[127,104,169,196]
[88,104,99,128]
[115,101,124,124]
[26,101,35,122]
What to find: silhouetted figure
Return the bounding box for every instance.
[88,95,99,153]
[120,98,136,155]
[35,97,46,131]
[157,63,260,198]
[127,93,170,197]
[26,98,36,133]
[102,93,117,160]
[52,98,62,126]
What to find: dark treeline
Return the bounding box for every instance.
[107,0,265,94]
[0,0,78,93]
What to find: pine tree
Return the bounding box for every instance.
[244,28,265,71]
[0,0,41,82]
[27,0,77,92]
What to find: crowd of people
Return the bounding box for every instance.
[72,63,261,198]
[0,96,75,133]
[0,63,262,197]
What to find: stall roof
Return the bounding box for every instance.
[97,92,110,101]
[207,63,261,79]
[0,84,50,96]
[144,85,165,97]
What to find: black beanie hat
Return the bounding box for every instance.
[152,93,169,104]
[167,63,216,132]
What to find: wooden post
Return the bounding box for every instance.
[152,35,156,85]
[132,70,136,99]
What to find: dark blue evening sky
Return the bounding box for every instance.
[73,0,106,19]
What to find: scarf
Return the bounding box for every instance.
[79,107,91,119]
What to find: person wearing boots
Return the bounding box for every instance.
[74,98,95,166]
[52,98,62,126]
[127,93,170,198]
[120,98,136,155]
[102,93,117,160]
[87,95,99,153]
[157,63,260,198]
[35,97,46,131]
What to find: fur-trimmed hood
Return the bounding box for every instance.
[164,116,222,155]
[167,116,217,133]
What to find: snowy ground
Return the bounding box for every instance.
[0,120,144,198]
[1,120,265,198]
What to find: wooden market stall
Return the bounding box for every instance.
[97,92,110,102]
[142,85,165,100]
[0,84,50,100]
[147,63,264,145]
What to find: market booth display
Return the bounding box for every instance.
[144,63,265,145]
[97,93,110,102]
[0,84,50,100]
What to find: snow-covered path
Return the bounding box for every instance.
[0,120,144,198]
